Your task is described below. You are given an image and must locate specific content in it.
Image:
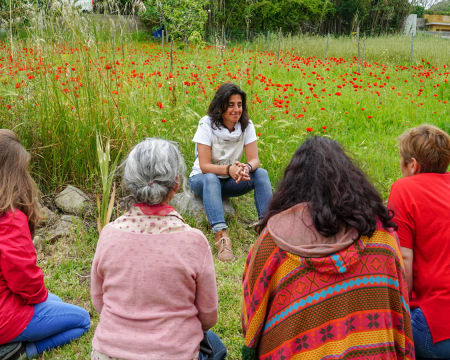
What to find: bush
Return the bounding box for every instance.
[140,0,207,41]
[412,5,425,17]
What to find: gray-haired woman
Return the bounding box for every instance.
[90,138,226,360]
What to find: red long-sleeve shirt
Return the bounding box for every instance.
[0,209,48,344]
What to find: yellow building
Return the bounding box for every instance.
[424,14,450,31]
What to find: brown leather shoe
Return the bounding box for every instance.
[215,236,234,262]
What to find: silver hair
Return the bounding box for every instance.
[123,138,187,205]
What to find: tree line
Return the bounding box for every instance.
[3,0,449,42]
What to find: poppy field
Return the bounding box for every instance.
[0,31,448,196]
[0,25,448,358]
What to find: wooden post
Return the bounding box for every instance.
[410,32,414,63]
[9,0,13,62]
[277,28,281,61]
[357,26,361,73]
[162,30,165,53]
[324,32,330,60]
[362,36,366,70]
[170,38,173,74]
[221,24,225,59]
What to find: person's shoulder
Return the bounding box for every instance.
[198,115,212,127]
[183,228,210,243]
[246,119,255,129]
[393,173,446,190]
[0,209,27,226]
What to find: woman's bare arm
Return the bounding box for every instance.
[401,246,413,296]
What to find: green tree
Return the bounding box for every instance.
[140,0,208,41]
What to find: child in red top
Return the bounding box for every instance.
[388,124,450,359]
[0,129,90,359]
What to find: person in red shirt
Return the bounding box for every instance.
[0,129,90,359]
[388,124,450,359]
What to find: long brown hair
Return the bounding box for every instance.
[0,129,40,235]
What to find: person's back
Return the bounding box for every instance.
[389,173,450,325]
[91,205,217,359]
[91,139,226,360]
[242,136,414,360]
[388,125,450,358]
[243,205,413,360]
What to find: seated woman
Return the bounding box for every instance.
[91,138,226,360]
[242,136,414,360]
[388,125,450,359]
[0,129,90,359]
[189,83,272,262]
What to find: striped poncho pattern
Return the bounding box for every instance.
[242,225,414,360]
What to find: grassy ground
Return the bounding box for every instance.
[38,194,257,360]
[0,12,448,360]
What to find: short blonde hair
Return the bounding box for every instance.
[398,125,450,174]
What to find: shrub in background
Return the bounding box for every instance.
[140,0,208,41]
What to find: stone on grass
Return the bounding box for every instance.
[45,215,79,243]
[32,235,44,251]
[171,192,235,217]
[55,185,90,215]
[33,214,79,250]
[38,206,56,225]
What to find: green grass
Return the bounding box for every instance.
[1,14,448,359]
[37,198,256,359]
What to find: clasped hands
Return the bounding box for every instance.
[229,161,251,184]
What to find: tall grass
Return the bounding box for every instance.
[251,32,449,65]
[1,12,448,359]
[1,19,447,197]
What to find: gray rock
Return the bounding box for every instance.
[45,215,79,243]
[38,206,56,225]
[32,235,44,251]
[171,192,235,217]
[33,214,79,249]
[54,185,90,215]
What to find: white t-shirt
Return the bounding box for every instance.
[190,115,257,177]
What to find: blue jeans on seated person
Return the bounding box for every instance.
[412,307,450,359]
[12,293,90,358]
[189,168,272,233]
[199,331,227,360]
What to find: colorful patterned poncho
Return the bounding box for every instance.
[242,211,414,360]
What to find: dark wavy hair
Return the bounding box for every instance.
[207,83,249,131]
[258,136,396,238]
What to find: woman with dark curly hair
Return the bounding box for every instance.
[189,83,272,262]
[242,136,414,360]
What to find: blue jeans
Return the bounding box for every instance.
[199,331,227,360]
[412,307,450,359]
[12,293,90,358]
[189,168,272,233]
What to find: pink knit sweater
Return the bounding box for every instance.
[91,205,218,360]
